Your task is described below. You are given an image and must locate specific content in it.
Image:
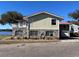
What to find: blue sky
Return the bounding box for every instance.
[0,1,79,29]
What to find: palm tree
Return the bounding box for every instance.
[69,10,79,21]
[0,11,23,25]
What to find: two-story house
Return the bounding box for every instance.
[12,12,63,39]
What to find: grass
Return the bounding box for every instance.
[0,35,58,44]
[0,35,11,40]
[0,39,58,44]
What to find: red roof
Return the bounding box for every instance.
[60,22,70,24]
[69,22,79,24]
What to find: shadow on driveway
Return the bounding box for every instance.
[59,36,79,40]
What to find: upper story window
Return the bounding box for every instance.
[51,19,56,25]
[23,21,26,25]
[20,22,23,26]
[20,21,26,26]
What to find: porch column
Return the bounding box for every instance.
[12,28,16,36]
[23,17,30,39]
[27,24,30,39]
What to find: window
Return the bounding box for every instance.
[20,21,26,26]
[15,30,23,36]
[23,22,26,25]
[20,23,23,26]
[40,31,45,37]
[30,31,38,36]
[46,31,53,36]
[51,19,56,25]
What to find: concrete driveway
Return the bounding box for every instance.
[0,42,79,57]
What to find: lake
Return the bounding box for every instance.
[0,31,12,35]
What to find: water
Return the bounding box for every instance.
[0,31,12,36]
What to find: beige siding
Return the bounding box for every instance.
[30,17,59,30]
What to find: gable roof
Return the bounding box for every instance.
[23,11,63,20]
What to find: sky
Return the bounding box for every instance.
[0,1,79,29]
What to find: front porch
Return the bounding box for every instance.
[13,29,59,40]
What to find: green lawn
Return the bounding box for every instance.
[0,35,11,40]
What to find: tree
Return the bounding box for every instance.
[0,11,23,25]
[69,10,79,21]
